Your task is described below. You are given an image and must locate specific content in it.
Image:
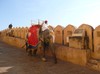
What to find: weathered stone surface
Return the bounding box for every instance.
[1,36,90,66]
[55,45,90,66]
[63,24,76,46]
[93,25,100,59]
[24,27,29,39]
[54,25,64,44]
[78,24,94,51]
[2,36,25,48]
[94,25,100,51]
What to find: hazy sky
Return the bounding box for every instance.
[0,0,100,31]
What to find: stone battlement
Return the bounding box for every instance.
[0,24,100,71]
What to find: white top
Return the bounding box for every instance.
[42,23,48,31]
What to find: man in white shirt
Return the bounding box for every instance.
[41,20,48,31]
[40,20,50,40]
[39,20,50,61]
[39,20,57,63]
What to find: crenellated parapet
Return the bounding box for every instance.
[1,24,100,71]
[0,24,100,54]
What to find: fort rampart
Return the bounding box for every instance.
[0,24,100,71]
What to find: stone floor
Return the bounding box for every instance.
[0,41,100,74]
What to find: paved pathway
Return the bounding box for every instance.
[0,41,100,74]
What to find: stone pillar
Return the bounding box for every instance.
[14,27,18,37]
[17,27,21,38]
[93,25,100,59]
[78,24,94,51]
[22,27,26,39]
[24,27,29,40]
[20,27,25,39]
[64,24,76,46]
[54,25,64,44]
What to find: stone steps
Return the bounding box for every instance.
[87,58,100,71]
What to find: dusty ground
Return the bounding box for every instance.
[0,41,100,74]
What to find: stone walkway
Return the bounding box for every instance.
[0,41,100,74]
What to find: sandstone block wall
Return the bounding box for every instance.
[1,36,90,66]
[54,25,64,44]
[78,24,94,51]
[63,24,76,46]
[92,25,100,59]
[1,24,100,68]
